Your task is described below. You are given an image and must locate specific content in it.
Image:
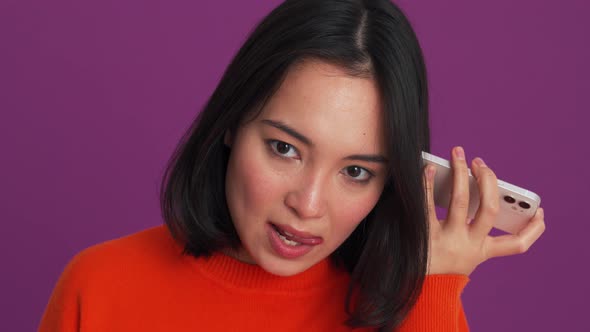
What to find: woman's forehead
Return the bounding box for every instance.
[256,60,386,155]
[257,61,384,153]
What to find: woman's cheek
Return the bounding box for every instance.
[238,148,284,210]
[330,192,379,238]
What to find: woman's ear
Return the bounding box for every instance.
[224,130,232,147]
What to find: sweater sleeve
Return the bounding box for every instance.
[396,274,470,332]
[38,254,83,332]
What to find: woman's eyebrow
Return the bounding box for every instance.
[260,119,388,164]
[344,154,388,164]
[261,119,312,146]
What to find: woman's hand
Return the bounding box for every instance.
[424,146,546,276]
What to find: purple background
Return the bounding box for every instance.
[1,0,588,331]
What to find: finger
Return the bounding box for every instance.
[423,164,441,231]
[469,157,500,238]
[484,208,546,258]
[446,146,470,229]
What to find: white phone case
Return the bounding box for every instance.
[421,151,541,234]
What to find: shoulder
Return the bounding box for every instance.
[74,225,180,266]
[61,225,184,289]
[40,226,190,329]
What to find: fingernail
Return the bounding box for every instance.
[539,208,544,217]
[474,157,486,167]
[427,165,435,179]
[454,146,465,160]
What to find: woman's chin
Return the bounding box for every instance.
[226,241,326,277]
[256,252,321,277]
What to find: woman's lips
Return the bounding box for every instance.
[271,223,324,245]
[267,223,323,259]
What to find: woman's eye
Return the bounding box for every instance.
[343,166,373,183]
[268,140,299,159]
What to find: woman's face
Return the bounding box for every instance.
[224,60,387,276]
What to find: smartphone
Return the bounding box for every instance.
[421,151,541,234]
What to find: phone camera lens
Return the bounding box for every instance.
[503,196,516,204]
[518,201,531,209]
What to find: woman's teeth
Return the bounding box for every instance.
[277,232,301,246]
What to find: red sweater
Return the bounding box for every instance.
[39,226,470,331]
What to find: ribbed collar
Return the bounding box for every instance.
[189,251,348,294]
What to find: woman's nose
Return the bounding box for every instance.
[284,171,327,220]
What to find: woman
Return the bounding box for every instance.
[39,0,546,331]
